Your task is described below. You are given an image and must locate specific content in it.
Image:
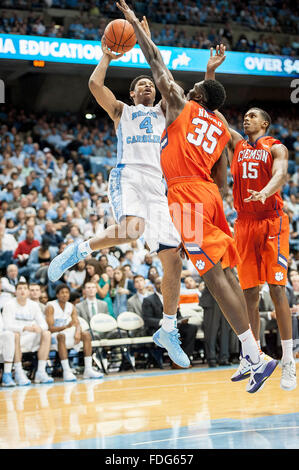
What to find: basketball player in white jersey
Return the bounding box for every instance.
[48,21,190,368]
[45,284,103,381]
[0,314,16,387]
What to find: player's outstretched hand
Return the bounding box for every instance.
[116,0,138,24]
[101,36,124,60]
[207,44,226,72]
[141,16,151,38]
[244,189,267,204]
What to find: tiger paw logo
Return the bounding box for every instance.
[196,260,205,271]
[275,272,284,281]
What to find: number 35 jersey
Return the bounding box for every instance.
[116,102,165,177]
[160,100,230,184]
[231,136,283,215]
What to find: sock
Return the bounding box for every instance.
[281,339,293,364]
[4,363,12,374]
[238,328,260,364]
[256,340,263,353]
[14,362,23,373]
[37,360,46,374]
[78,240,93,257]
[84,356,92,370]
[61,359,71,372]
[161,313,177,332]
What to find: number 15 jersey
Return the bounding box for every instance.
[160,100,230,183]
[231,136,283,215]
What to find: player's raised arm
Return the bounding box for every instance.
[88,38,124,124]
[244,143,288,204]
[117,0,183,104]
[205,44,226,81]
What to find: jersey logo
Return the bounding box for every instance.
[275,272,284,281]
[196,260,205,271]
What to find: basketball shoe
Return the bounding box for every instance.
[280,360,297,391]
[48,242,85,282]
[153,327,190,368]
[246,354,278,393]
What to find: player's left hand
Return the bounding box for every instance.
[141,16,151,38]
[207,44,226,72]
[244,189,267,204]
[116,0,138,24]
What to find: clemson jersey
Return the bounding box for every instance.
[160,100,230,183]
[231,136,283,215]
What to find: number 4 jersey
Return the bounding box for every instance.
[116,102,165,177]
[231,135,284,215]
[160,100,230,184]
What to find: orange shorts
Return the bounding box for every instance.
[167,178,240,276]
[234,211,289,290]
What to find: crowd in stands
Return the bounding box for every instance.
[0,1,298,56]
[0,102,299,385]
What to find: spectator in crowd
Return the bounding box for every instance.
[127,275,151,318]
[13,228,40,279]
[0,222,18,270]
[2,282,53,384]
[142,277,197,368]
[76,280,109,325]
[1,264,26,298]
[94,271,114,317]
[45,284,103,381]
[66,260,86,295]
[111,267,130,318]
[27,240,58,284]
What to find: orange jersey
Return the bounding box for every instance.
[231,136,284,215]
[160,101,231,184]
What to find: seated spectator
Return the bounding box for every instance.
[66,260,86,295]
[13,228,40,279]
[29,282,46,314]
[42,221,63,248]
[76,281,109,328]
[2,282,53,385]
[142,277,197,367]
[127,275,151,317]
[27,240,58,284]
[0,222,17,270]
[45,284,103,382]
[1,264,26,299]
[93,271,114,318]
[111,267,130,318]
[0,312,16,387]
[137,253,163,278]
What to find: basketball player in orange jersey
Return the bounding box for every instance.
[228,110,296,390]
[117,0,278,393]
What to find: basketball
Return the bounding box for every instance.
[103,19,136,54]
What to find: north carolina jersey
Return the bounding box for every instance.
[231,136,283,215]
[116,102,165,176]
[160,101,230,183]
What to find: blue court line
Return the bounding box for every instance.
[30,413,299,449]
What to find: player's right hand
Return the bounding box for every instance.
[101,36,125,60]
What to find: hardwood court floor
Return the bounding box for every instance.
[0,361,298,449]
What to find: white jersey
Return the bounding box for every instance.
[2,298,48,333]
[48,300,73,328]
[116,102,165,177]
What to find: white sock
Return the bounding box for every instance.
[37,360,46,374]
[161,313,177,332]
[4,363,12,374]
[61,359,71,372]
[256,340,263,353]
[84,356,92,370]
[78,240,93,257]
[14,362,23,373]
[238,328,260,364]
[281,339,294,364]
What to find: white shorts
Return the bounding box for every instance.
[51,326,81,352]
[0,331,15,362]
[20,331,41,353]
[108,165,181,252]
